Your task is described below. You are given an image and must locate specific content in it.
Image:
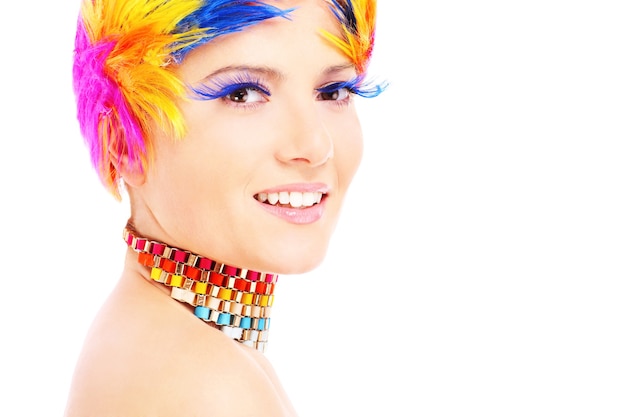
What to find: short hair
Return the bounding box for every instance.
[73,0,378,199]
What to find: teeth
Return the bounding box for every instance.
[290,192,303,208]
[278,191,290,205]
[302,192,316,207]
[257,191,323,208]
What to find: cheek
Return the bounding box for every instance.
[146,127,224,210]
[334,116,364,184]
[180,99,270,158]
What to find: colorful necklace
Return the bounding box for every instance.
[123,227,278,352]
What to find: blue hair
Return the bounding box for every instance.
[172,0,294,62]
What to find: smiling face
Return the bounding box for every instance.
[126,0,363,274]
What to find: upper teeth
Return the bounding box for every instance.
[257,191,323,208]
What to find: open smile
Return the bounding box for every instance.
[255,191,325,208]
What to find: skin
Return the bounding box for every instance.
[64,1,363,416]
[127,0,363,275]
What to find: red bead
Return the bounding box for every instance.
[256,282,267,294]
[172,249,188,263]
[185,266,201,280]
[161,258,177,274]
[152,243,165,256]
[209,271,225,286]
[222,265,238,277]
[234,278,248,292]
[136,238,147,251]
[137,252,154,267]
[197,257,214,270]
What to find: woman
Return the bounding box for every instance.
[65,0,383,415]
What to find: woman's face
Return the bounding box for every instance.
[132,0,363,274]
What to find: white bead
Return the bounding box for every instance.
[221,326,243,339]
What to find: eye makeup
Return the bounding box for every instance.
[191,72,271,101]
[189,71,386,106]
[317,75,385,98]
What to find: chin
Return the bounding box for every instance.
[275,257,326,275]
[262,241,331,275]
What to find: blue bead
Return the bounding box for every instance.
[194,306,210,320]
[257,318,265,331]
[217,312,231,326]
[240,317,252,329]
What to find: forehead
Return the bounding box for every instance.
[252,0,343,37]
[177,1,349,78]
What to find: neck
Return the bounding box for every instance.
[123,226,278,353]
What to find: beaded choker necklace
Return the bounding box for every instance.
[123,227,277,353]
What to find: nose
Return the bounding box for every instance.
[274,102,334,167]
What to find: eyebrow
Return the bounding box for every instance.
[202,62,357,82]
[321,63,357,76]
[202,65,285,82]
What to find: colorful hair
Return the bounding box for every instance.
[73,0,379,199]
[321,0,377,74]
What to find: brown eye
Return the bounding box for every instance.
[317,87,350,101]
[229,88,249,102]
[225,87,267,104]
[230,88,264,103]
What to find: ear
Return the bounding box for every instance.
[109,148,146,189]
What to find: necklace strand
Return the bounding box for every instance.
[123,227,278,352]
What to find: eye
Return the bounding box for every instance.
[317,87,351,102]
[316,76,387,100]
[227,86,267,103]
[316,82,354,103]
[191,75,271,108]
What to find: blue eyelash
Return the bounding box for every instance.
[317,75,387,98]
[191,74,271,101]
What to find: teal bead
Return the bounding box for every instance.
[194,306,210,320]
[240,317,252,329]
[217,312,231,326]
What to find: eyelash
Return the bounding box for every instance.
[191,74,271,109]
[190,74,385,109]
[316,76,385,103]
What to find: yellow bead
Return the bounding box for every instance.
[169,275,183,287]
[150,267,163,281]
[241,293,254,305]
[194,282,208,294]
[260,295,269,307]
[218,288,232,300]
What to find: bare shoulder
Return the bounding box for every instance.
[64,275,297,417]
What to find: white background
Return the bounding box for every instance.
[1,1,625,416]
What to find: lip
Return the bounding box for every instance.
[254,183,329,225]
